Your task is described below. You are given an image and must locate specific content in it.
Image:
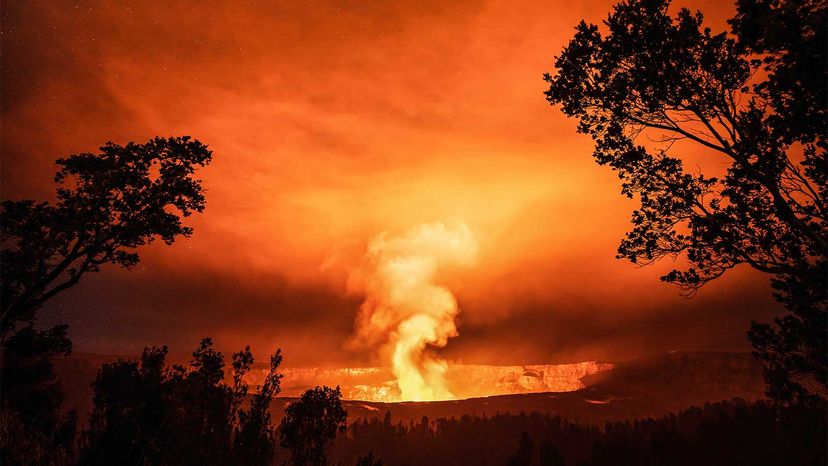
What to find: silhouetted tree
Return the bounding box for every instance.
[355,451,383,466]
[279,385,348,466]
[0,325,76,465]
[0,136,212,463]
[539,440,566,466]
[333,400,825,466]
[506,431,535,466]
[544,0,826,404]
[729,0,828,407]
[1,136,212,337]
[79,338,282,466]
[233,348,284,465]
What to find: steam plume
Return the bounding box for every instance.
[350,222,477,401]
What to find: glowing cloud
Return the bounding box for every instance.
[349,221,478,401]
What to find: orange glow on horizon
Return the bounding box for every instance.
[243,361,613,402]
[1,0,782,369]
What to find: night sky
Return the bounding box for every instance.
[0,0,781,367]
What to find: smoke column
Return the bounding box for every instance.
[350,222,478,401]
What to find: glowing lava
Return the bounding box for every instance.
[349,221,477,401]
[241,362,615,401]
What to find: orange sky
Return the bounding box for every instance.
[1,0,782,366]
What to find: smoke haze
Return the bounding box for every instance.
[349,222,477,401]
[1,0,781,367]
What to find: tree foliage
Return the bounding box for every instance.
[0,136,212,464]
[0,325,76,465]
[334,401,825,466]
[279,385,348,466]
[79,338,283,466]
[543,0,826,404]
[1,136,212,337]
[355,452,384,466]
[506,431,535,466]
[233,348,284,464]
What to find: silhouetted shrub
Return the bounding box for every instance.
[79,338,282,466]
[279,385,348,466]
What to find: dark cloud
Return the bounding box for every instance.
[40,262,362,366]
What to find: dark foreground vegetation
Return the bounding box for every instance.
[2,335,350,466]
[4,343,825,466]
[7,382,824,466]
[331,399,826,466]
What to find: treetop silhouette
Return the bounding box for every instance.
[0,136,212,463]
[80,338,283,466]
[544,0,826,404]
[1,136,212,337]
[280,385,348,466]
